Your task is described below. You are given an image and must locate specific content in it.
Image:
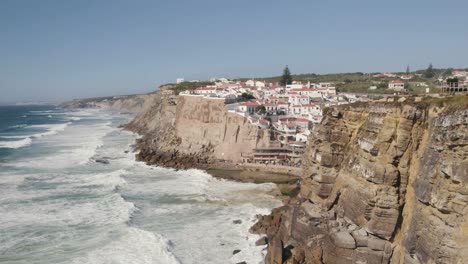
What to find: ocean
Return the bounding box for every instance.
[0,105,281,264]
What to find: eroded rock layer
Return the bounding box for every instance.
[252,102,468,264]
[126,89,271,169]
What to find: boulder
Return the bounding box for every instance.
[255,236,268,246]
[94,158,109,164]
[367,237,388,251]
[331,231,356,249]
[266,236,283,264]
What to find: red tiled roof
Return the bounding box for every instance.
[240,102,260,106]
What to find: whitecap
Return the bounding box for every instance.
[29,122,71,138]
[70,228,181,264]
[0,137,32,149]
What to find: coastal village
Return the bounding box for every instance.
[173,67,468,167]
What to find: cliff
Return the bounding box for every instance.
[251,99,468,264]
[126,90,271,169]
[61,93,158,115]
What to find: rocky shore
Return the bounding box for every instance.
[125,86,301,184]
[126,90,467,264]
[250,100,467,264]
[66,89,467,264]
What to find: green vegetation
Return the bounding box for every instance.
[418,95,468,111]
[235,66,468,94]
[169,81,214,95]
[446,77,459,83]
[424,63,435,78]
[280,65,293,86]
[279,185,299,197]
[241,93,255,100]
[256,105,266,114]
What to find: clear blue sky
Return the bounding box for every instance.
[1,0,467,103]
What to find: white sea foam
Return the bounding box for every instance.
[77,169,128,190]
[1,192,136,228]
[70,227,180,264]
[0,137,32,149]
[0,122,71,149]
[29,122,71,138]
[0,110,280,264]
[0,135,29,139]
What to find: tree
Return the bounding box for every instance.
[280,65,293,86]
[424,63,435,78]
[406,65,410,75]
[241,93,255,100]
[256,105,266,115]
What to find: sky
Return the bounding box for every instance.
[1,0,467,103]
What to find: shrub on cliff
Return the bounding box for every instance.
[241,93,255,100]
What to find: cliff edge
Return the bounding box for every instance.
[126,90,271,169]
[251,99,468,264]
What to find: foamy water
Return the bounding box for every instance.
[0,106,280,264]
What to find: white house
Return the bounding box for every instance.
[316,87,337,96]
[289,88,322,98]
[285,83,303,91]
[277,117,310,131]
[452,70,468,78]
[176,78,185,84]
[194,86,225,95]
[237,101,260,115]
[264,103,280,114]
[301,104,321,115]
[388,80,405,91]
[248,117,270,129]
[245,80,254,86]
[273,122,297,134]
[290,105,302,115]
[245,80,266,88]
[288,95,309,105]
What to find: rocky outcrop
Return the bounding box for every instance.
[126,89,271,169]
[252,101,468,264]
[61,92,158,115]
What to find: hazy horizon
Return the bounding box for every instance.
[2,0,468,103]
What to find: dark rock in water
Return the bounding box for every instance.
[233,249,241,255]
[124,150,129,153]
[233,219,242,224]
[95,158,109,164]
[236,262,247,264]
[255,236,268,246]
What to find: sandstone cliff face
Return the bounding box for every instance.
[127,91,271,169]
[252,102,467,264]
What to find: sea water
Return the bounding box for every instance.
[0,106,281,264]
